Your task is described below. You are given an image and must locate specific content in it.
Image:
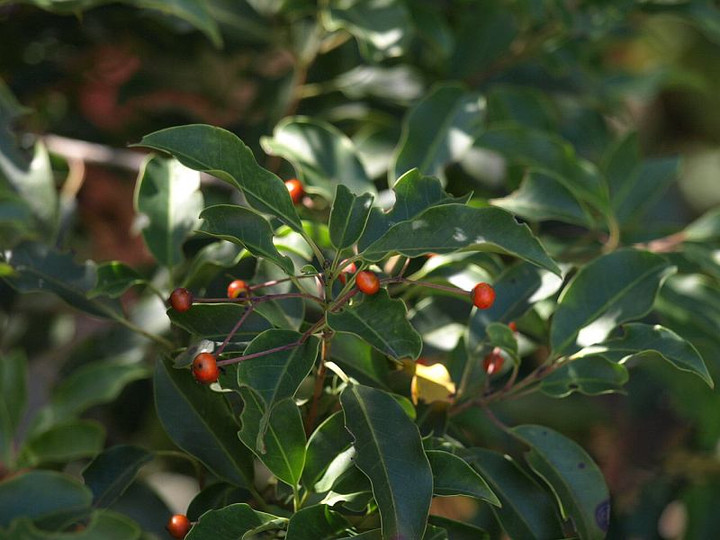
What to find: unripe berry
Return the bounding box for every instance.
[227,279,249,299]
[285,178,304,205]
[356,270,380,295]
[166,514,191,539]
[472,282,495,310]
[169,288,193,313]
[483,348,505,375]
[192,353,219,384]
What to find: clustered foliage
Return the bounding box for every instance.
[2,1,720,539]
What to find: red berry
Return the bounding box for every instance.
[227,279,249,299]
[166,514,191,539]
[285,178,304,205]
[472,282,495,310]
[338,261,357,285]
[356,270,380,295]
[483,348,505,375]
[508,321,517,332]
[169,288,193,313]
[192,353,219,384]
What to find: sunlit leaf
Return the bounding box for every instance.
[541,356,629,398]
[411,362,456,405]
[88,262,146,298]
[329,185,374,250]
[303,412,354,493]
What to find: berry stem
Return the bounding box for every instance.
[306,330,331,435]
[382,276,468,297]
[215,304,255,357]
[248,274,319,291]
[194,291,325,306]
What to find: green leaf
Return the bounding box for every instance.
[322,0,411,60]
[362,204,561,277]
[583,323,714,388]
[330,333,391,389]
[492,172,593,227]
[237,388,306,486]
[133,125,302,232]
[5,242,122,318]
[513,425,610,540]
[327,289,422,360]
[134,155,203,268]
[393,84,485,181]
[0,511,141,540]
[17,419,104,467]
[154,357,254,487]
[0,349,26,464]
[186,503,282,540]
[462,448,564,540]
[187,482,249,521]
[487,84,557,131]
[82,445,153,509]
[427,516,490,540]
[340,384,433,540]
[541,356,629,398]
[426,450,499,505]
[303,411,354,492]
[329,185,374,250]
[200,204,294,274]
[88,262,145,298]
[260,117,375,197]
[285,504,351,539]
[0,470,92,528]
[685,206,720,242]
[237,329,319,412]
[550,249,675,355]
[130,0,222,47]
[485,322,519,358]
[168,303,272,340]
[183,240,245,290]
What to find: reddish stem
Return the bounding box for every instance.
[382,277,469,296]
[215,305,255,357]
[249,274,319,291]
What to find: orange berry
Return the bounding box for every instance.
[227,279,249,299]
[508,321,517,332]
[356,270,380,295]
[472,282,495,310]
[483,348,505,375]
[338,261,357,285]
[285,178,304,205]
[166,514,191,539]
[192,353,219,384]
[169,288,193,313]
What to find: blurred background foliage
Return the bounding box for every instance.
[2,0,720,538]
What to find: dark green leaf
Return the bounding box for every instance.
[615,156,679,225]
[183,240,245,290]
[487,84,557,131]
[427,516,490,540]
[131,0,222,47]
[200,204,294,274]
[330,332,391,389]
[237,388,306,486]
[107,481,171,538]
[513,425,610,540]
[0,349,26,464]
[0,511,140,540]
[462,448,564,540]
[426,450,499,504]
[541,356,629,398]
[186,503,282,540]
[285,504,351,539]
[17,420,104,467]
[0,470,92,528]
[260,117,375,197]
[327,289,422,360]
[82,445,153,509]
[134,125,303,232]
[393,85,485,181]
[584,323,713,388]
[88,262,145,298]
[134,155,203,268]
[362,205,561,276]
[168,303,272,340]
[6,242,122,318]
[329,185,374,250]
[187,482,250,521]
[485,322,518,358]
[340,384,433,540]
[550,249,675,355]
[303,411,354,492]
[154,357,254,487]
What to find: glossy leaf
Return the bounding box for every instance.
[462,448,564,540]
[168,303,272,340]
[134,155,203,268]
[88,262,145,298]
[18,419,104,467]
[0,511,140,540]
[285,504,351,539]
[427,516,490,540]
[551,249,674,355]
[82,445,153,508]
[237,388,306,486]
[541,356,629,398]
[362,204,561,276]
[583,323,713,387]
[260,117,374,197]
[426,450,499,504]
[200,204,294,274]
[0,470,92,528]
[340,384,433,540]
[393,84,485,181]
[327,289,422,360]
[154,358,254,487]
[134,125,303,232]
[513,425,610,540]
[303,411,354,492]
[329,185,374,250]
[183,240,245,290]
[0,349,26,464]
[186,503,282,540]
[5,242,122,318]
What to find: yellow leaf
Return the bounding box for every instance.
[411,362,456,405]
